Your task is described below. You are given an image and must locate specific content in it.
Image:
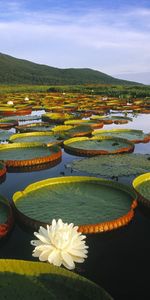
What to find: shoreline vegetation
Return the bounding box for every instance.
[0,84,150,98]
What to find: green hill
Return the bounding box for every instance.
[0,53,141,86]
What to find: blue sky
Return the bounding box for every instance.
[0,0,150,83]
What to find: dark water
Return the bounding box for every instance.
[0,112,150,300]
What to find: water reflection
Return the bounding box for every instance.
[0,111,150,300]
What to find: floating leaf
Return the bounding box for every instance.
[12,176,136,233]
[0,259,113,300]
[68,154,150,177]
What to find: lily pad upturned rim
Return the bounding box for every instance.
[0,259,113,300]
[12,176,137,234]
[0,142,62,167]
[63,136,134,156]
[8,131,62,146]
[0,194,14,238]
[15,122,54,133]
[132,172,150,207]
[64,119,104,129]
[92,128,150,143]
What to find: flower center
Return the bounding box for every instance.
[53,230,70,250]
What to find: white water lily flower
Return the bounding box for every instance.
[7,101,13,105]
[31,219,88,270]
[24,96,29,101]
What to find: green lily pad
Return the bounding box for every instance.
[92,129,150,143]
[0,143,62,167]
[67,154,150,177]
[0,115,41,122]
[42,113,73,124]
[59,125,92,139]
[64,136,134,156]
[9,132,61,145]
[64,119,103,129]
[0,259,113,300]
[16,123,56,133]
[13,176,136,232]
[133,173,150,206]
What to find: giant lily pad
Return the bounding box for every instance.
[9,132,62,146]
[64,136,134,156]
[16,122,55,133]
[42,113,73,124]
[12,176,137,233]
[0,259,113,300]
[57,125,93,139]
[0,107,32,116]
[0,143,62,167]
[67,154,150,177]
[0,195,14,238]
[0,115,41,123]
[64,119,103,129]
[92,129,150,143]
[52,125,74,133]
[133,173,150,207]
[91,115,132,124]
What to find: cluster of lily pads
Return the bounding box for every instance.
[0,91,150,299]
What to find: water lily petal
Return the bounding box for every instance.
[61,251,75,269]
[68,248,88,258]
[39,249,51,261]
[34,232,50,244]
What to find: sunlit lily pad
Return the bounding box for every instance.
[16,122,55,133]
[0,259,113,300]
[0,107,32,116]
[64,136,134,156]
[64,119,103,129]
[67,154,150,177]
[12,176,137,233]
[133,172,150,207]
[0,115,41,122]
[52,125,73,133]
[0,143,62,167]
[42,113,74,124]
[91,115,132,124]
[58,125,93,139]
[9,132,62,145]
[92,129,150,143]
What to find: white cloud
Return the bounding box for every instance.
[0,4,150,75]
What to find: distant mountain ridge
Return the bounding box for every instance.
[0,53,142,86]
